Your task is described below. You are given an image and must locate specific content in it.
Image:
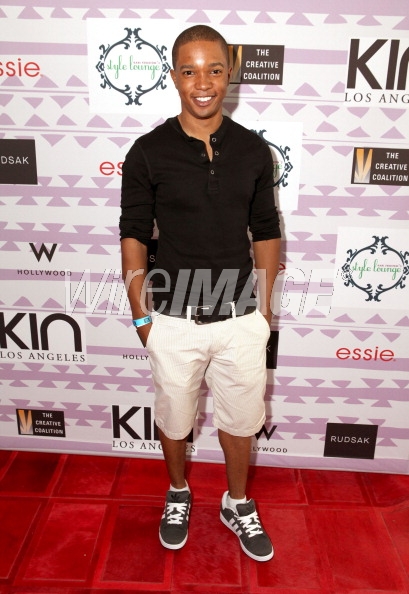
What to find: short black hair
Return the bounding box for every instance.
[172,24,229,68]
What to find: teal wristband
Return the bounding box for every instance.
[132,315,152,328]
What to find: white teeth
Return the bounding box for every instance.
[196,96,212,102]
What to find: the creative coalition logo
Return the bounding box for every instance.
[324,423,378,459]
[0,139,38,185]
[96,27,171,106]
[341,235,408,302]
[0,311,86,363]
[112,405,195,453]
[254,130,293,188]
[352,148,409,186]
[17,409,66,438]
[345,38,409,104]
[229,44,284,84]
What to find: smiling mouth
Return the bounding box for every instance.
[195,96,213,103]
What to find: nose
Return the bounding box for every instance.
[195,70,212,90]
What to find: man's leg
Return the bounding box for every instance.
[158,427,188,489]
[218,430,274,562]
[218,429,251,499]
[158,428,191,550]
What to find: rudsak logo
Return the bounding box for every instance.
[345,38,409,104]
[17,409,66,438]
[0,139,38,185]
[112,405,195,453]
[341,235,409,302]
[96,27,171,106]
[324,423,378,460]
[254,130,294,188]
[0,312,85,363]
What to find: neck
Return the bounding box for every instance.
[177,113,223,141]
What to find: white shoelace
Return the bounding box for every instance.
[165,501,188,525]
[238,511,263,537]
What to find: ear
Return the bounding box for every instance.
[170,69,177,88]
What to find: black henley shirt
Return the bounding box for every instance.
[120,116,281,312]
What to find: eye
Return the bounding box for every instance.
[182,70,194,77]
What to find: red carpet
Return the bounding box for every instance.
[0,450,408,593]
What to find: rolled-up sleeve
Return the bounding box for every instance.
[119,141,155,244]
[249,141,281,242]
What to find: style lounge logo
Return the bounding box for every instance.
[95,27,171,106]
[0,139,37,185]
[324,423,378,460]
[254,129,293,188]
[341,235,408,302]
[17,409,66,438]
[352,147,409,186]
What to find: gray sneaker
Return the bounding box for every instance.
[220,491,274,561]
[159,490,191,550]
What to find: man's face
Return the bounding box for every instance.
[171,40,231,122]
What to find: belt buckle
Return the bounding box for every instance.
[193,305,214,325]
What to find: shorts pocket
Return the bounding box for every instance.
[145,316,158,351]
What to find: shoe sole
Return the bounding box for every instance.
[159,529,188,550]
[220,512,274,562]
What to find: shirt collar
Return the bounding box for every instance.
[169,115,230,145]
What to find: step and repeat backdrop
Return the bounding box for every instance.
[1,0,408,473]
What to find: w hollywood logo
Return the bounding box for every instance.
[29,243,58,262]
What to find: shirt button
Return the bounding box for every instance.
[201,152,206,157]
[210,170,215,175]
[211,138,216,143]
[215,151,219,156]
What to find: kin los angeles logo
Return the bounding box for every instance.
[0,311,86,363]
[96,27,171,106]
[341,235,409,302]
[345,38,409,104]
[112,405,195,453]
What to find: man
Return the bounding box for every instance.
[120,24,281,562]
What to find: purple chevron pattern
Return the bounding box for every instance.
[0,2,408,473]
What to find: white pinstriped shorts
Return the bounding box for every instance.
[145,308,270,440]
